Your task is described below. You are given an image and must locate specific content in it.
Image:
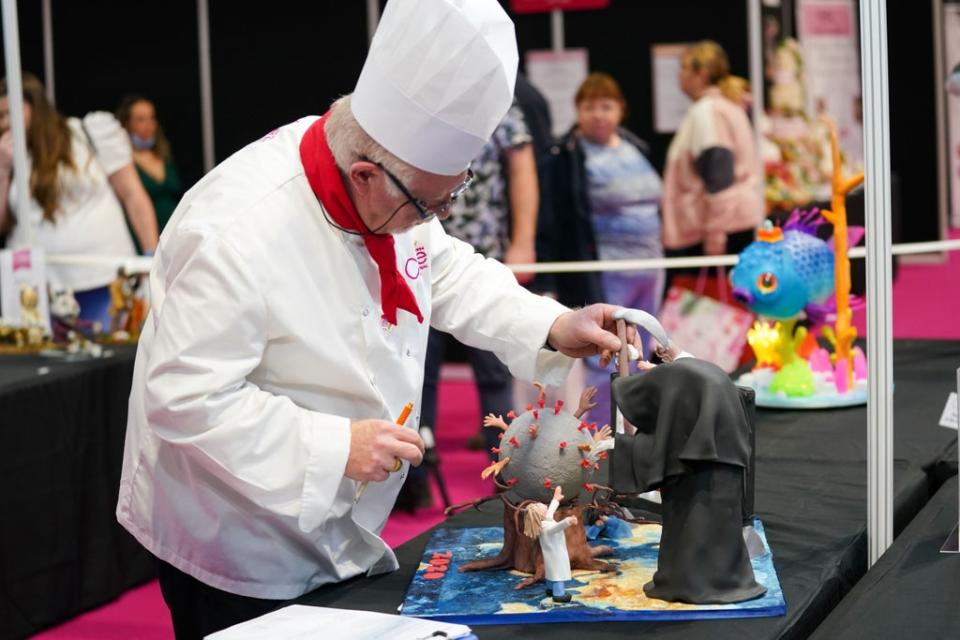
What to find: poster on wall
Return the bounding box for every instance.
[944,3,960,229]
[526,48,589,138]
[651,44,694,134]
[0,248,51,333]
[796,0,863,168]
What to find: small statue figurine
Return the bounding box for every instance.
[522,486,578,603]
[50,288,101,342]
[18,284,46,347]
[108,268,147,338]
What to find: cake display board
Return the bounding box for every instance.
[401,519,785,625]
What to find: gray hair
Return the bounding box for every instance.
[324,95,417,197]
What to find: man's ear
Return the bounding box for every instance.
[347,161,379,197]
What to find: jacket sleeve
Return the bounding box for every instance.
[686,101,742,254]
[426,219,573,387]
[141,229,351,534]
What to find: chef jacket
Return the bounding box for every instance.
[116,116,572,599]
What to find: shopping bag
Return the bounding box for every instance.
[658,267,754,373]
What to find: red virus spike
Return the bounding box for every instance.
[554,400,564,415]
[580,459,592,469]
[543,478,552,489]
[490,447,501,455]
[508,436,521,449]
[537,398,546,409]
[497,432,504,440]
[532,409,539,421]
[506,410,517,420]
[583,482,595,493]
[559,441,568,449]
[578,421,588,432]
[589,422,597,432]
[597,451,608,460]
[506,477,519,486]
[594,463,601,471]
[525,404,533,412]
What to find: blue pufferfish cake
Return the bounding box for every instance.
[730,212,835,320]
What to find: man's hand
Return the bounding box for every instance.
[546,304,641,368]
[345,419,425,482]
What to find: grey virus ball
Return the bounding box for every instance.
[496,401,604,504]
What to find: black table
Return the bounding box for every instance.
[810,479,960,639]
[297,340,959,640]
[0,346,155,640]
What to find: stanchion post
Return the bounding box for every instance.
[860,0,894,567]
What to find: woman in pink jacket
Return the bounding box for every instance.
[662,41,764,263]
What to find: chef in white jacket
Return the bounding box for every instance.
[117,1,636,637]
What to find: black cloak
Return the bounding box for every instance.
[609,357,765,604]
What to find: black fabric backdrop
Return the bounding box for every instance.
[810,480,960,640]
[295,340,960,639]
[0,346,154,640]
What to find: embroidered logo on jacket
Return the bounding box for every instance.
[404,242,430,280]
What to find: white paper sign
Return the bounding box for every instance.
[206,605,472,640]
[797,0,864,168]
[0,247,51,333]
[651,43,694,133]
[526,48,589,138]
[939,391,959,429]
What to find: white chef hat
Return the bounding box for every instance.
[351,0,518,176]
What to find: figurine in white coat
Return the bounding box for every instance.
[523,486,578,603]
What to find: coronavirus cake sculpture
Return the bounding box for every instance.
[450,384,621,591]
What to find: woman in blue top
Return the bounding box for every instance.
[546,72,664,427]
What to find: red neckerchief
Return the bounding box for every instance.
[299,114,423,326]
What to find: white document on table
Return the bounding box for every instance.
[939,392,958,429]
[206,605,472,640]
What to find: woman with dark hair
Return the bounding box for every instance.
[546,72,664,426]
[0,73,158,324]
[116,95,183,235]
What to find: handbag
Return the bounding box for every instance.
[658,267,755,373]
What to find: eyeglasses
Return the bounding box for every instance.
[374,161,474,222]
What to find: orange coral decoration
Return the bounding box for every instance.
[819,120,864,390]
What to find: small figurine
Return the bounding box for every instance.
[522,486,577,603]
[584,513,633,541]
[108,268,147,339]
[50,289,101,342]
[18,284,46,347]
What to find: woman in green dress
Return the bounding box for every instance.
[116,96,183,242]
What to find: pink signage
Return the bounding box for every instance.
[511,0,609,14]
[799,3,853,37]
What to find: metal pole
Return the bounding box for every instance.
[2,0,34,247]
[551,9,564,53]
[933,0,949,240]
[197,0,215,173]
[42,0,54,103]
[366,0,380,45]
[860,0,894,567]
[747,0,766,201]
